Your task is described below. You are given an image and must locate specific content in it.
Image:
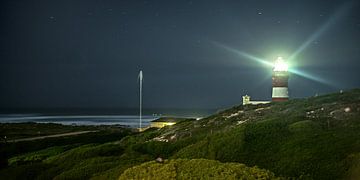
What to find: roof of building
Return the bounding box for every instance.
[248,101,270,104]
[151,117,188,123]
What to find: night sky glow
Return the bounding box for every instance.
[1,0,360,110]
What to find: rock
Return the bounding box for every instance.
[155,157,164,163]
[345,107,351,113]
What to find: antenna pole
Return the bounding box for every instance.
[139,71,143,130]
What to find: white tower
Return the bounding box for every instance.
[272,57,289,102]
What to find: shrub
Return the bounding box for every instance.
[119,159,279,179]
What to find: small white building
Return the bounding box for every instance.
[242,95,270,105]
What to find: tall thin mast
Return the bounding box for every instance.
[139,70,143,129]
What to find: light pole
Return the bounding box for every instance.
[138,70,143,130]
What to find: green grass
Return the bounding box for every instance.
[0,128,131,160]
[8,145,73,166]
[0,122,96,140]
[167,89,360,179]
[173,116,360,179]
[0,163,53,180]
[0,127,133,179]
[119,159,279,179]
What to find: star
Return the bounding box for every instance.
[49,16,56,22]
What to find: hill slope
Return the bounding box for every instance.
[133,89,360,179]
[1,89,359,179]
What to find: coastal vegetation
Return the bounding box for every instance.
[0,89,359,179]
[119,159,279,179]
[0,122,97,140]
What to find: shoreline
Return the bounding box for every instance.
[0,114,158,128]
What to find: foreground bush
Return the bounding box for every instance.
[119,159,279,179]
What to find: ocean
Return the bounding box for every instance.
[0,108,216,128]
[0,114,160,128]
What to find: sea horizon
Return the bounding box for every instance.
[0,114,161,128]
[0,110,212,128]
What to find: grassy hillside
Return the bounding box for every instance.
[0,89,359,179]
[0,122,97,140]
[131,89,360,179]
[173,89,360,179]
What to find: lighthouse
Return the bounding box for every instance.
[272,57,289,102]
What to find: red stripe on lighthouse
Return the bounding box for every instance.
[272,97,289,102]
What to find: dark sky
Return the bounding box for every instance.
[1,0,359,110]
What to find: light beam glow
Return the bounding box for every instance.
[212,41,331,86]
[288,68,330,85]
[273,56,288,72]
[289,2,353,61]
[211,41,273,67]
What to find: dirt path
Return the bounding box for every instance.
[8,130,98,142]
